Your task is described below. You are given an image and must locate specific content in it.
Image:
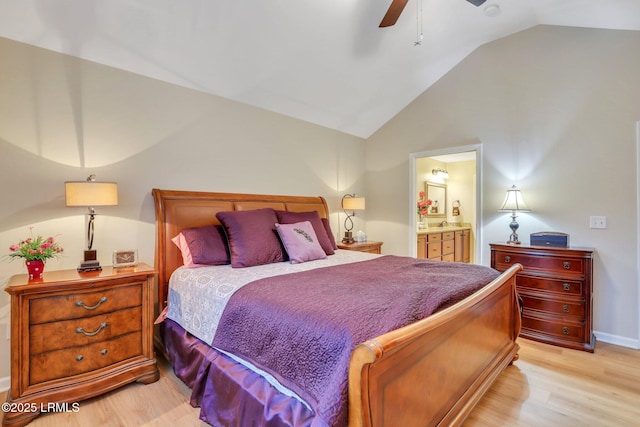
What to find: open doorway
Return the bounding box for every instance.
[409,144,483,264]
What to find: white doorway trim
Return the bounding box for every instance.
[409,144,484,263]
[636,121,640,348]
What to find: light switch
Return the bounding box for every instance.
[589,216,606,229]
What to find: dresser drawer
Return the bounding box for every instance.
[29,331,143,385]
[516,275,584,297]
[30,283,143,324]
[522,314,585,342]
[520,295,585,318]
[494,250,585,275]
[30,307,142,354]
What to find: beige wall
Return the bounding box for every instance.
[366,25,640,346]
[0,37,367,382]
[1,24,639,386]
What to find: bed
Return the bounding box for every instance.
[152,188,522,427]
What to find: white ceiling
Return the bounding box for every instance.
[0,0,639,138]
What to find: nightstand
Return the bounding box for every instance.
[337,241,383,254]
[2,264,159,427]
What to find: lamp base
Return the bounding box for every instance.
[77,260,102,272]
[78,250,102,272]
[342,231,354,244]
[506,214,521,245]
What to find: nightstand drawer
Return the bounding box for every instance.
[516,275,584,297]
[494,250,585,275]
[30,306,142,354]
[30,331,143,384]
[30,283,143,324]
[520,295,585,318]
[337,241,383,254]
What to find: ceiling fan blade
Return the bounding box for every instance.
[379,0,409,27]
[466,0,487,6]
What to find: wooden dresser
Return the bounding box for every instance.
[337,241,383,254]
[490,243,594,352]
[3,264,159,427]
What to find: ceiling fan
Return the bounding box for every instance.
[379,0,487,27]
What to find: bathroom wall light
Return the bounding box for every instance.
[432,168,449,179]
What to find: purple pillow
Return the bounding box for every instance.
[216,208,286,268]
[275,210,335,255]
[172,225,230,267]
[275,221,327,264]
[321,218,338,250]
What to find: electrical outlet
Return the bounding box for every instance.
[590,216,607,229]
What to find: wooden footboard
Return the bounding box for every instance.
[348,264,522,427]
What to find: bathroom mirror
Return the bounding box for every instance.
[424,182,447,218]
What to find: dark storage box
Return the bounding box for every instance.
[530,232,569,248]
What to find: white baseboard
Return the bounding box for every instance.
[0,376,9,393]
[594,330,639,349]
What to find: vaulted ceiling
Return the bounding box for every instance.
[1,0,639,138]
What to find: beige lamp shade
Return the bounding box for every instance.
[65,181,118,207]
[342,197,365,211]
[498,185,530,212]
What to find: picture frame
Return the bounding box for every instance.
[113,249,138,268]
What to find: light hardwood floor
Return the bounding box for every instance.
[2,339,639,426]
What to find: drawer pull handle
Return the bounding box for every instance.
[76,296,107,310]
[563,261,571,270]
[504,256,511,263]
[562,327,570,335]
[562,305,570,313]
[76,322,108,337]
[563,283,571,291]
[76,355,83,362]
[101,349,108,356]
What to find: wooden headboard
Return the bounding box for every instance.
[152,189,330,310]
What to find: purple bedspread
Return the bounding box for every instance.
[212,255,499,426]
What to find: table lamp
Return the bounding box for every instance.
[65,175,118,271]
[341,194,365,243]
[498,185,530,244]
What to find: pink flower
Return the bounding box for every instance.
[5,229,63,262]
